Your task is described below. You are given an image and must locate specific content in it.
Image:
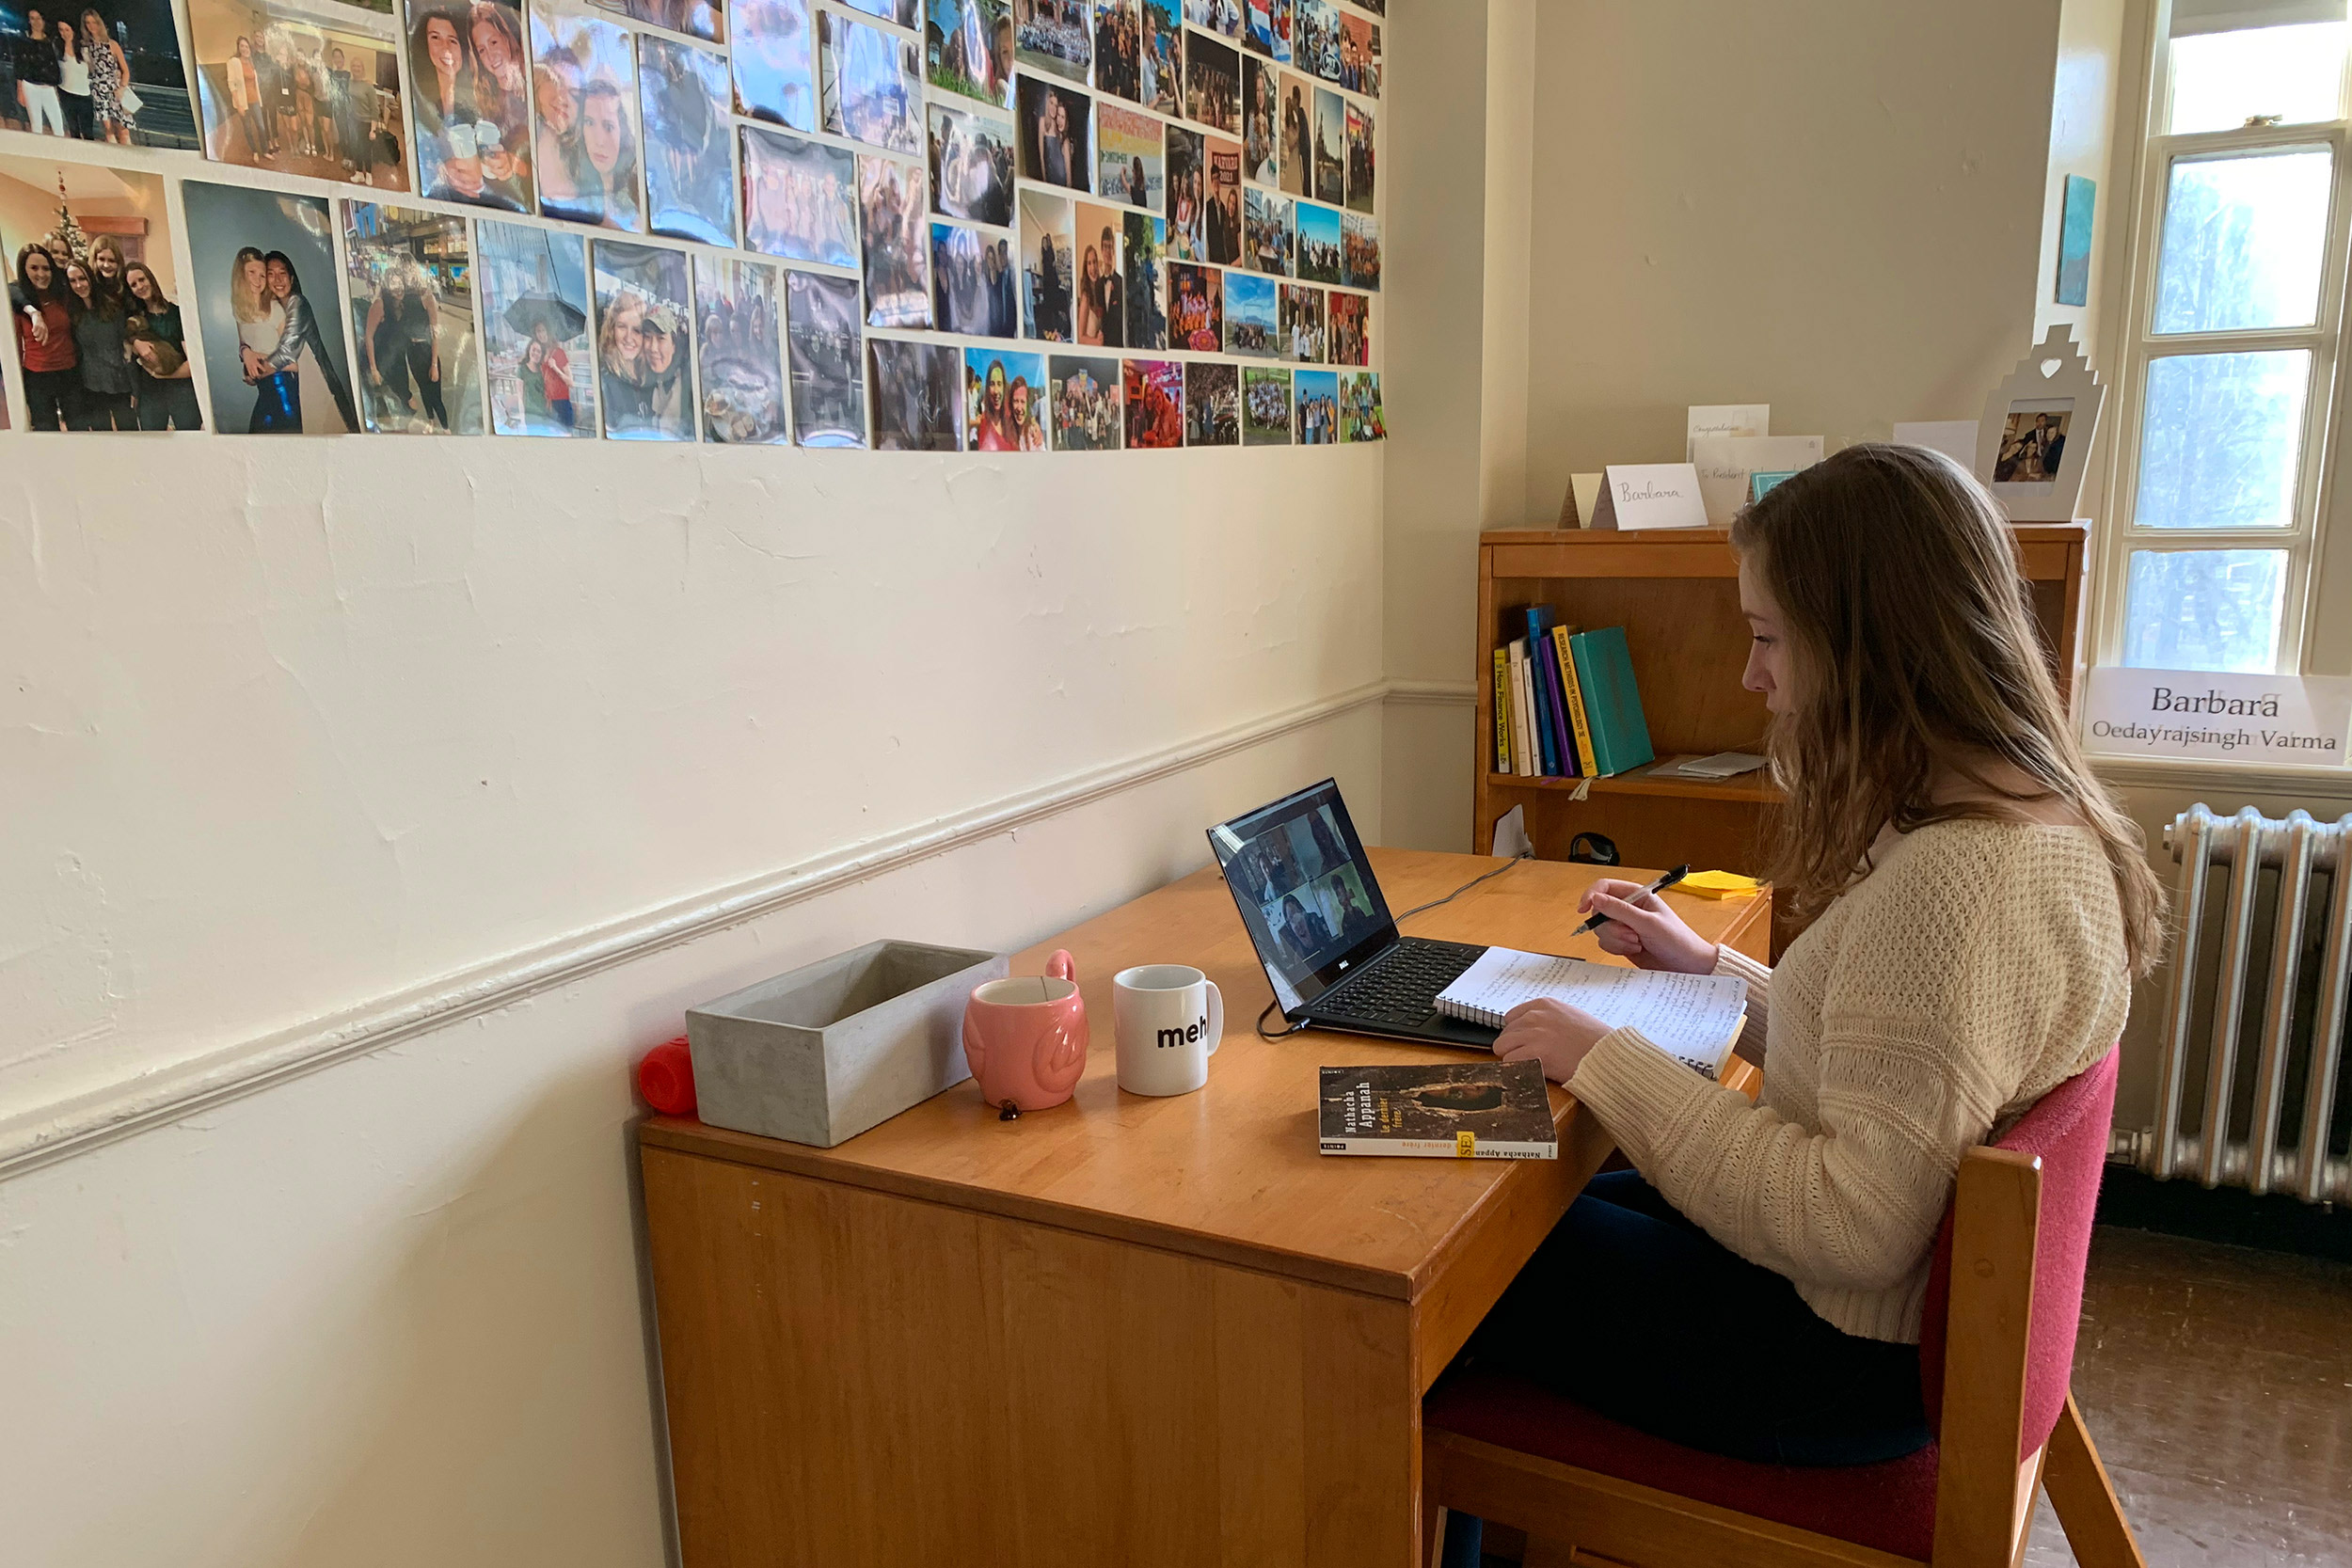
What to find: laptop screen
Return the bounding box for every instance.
[1207,779,1397,1014]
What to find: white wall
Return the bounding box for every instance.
[2,180,1386,1566]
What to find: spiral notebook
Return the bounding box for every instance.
[1434,949,1748,1078]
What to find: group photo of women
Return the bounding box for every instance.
[9,215,201,431]
[180,181,357,434]
[406,0,533,211]
[188,4,406,190]
[592,239,692,440]
[0,0,199,150]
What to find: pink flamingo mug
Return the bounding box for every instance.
[962,950,1090,1117]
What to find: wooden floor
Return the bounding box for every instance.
[2023,1227,2351,1568]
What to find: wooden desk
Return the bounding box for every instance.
[639,849,1771,1568]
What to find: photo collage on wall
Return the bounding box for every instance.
[0,0,1381,446]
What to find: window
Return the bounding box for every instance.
[2104,1,2351,676]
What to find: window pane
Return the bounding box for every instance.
[2168,22,2349,134]
[2136,350,2310,528]
[2153,149,2332,334]
[2122,549,2288,672]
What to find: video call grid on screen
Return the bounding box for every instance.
[1214,780,1392,1000]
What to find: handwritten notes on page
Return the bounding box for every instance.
[1436,948,1748,1075]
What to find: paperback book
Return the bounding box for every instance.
[1317,1061,1557,1160]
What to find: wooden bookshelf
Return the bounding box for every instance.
[1473,524,2090,940]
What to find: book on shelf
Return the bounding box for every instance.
[1318,1060,1558,1160]
[1527,605,1582,776]
[1491,646,1513,773]
[1510,640,1536,777]
[1524,607,1561,775]
[1568,626,1656,776]
[1550,623,1594,776]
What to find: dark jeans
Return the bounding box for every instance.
[1439,1172,1932,1567]
[72,387,132,430]
[135,372,203,430]
[22,365,79,430]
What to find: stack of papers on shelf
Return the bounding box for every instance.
[1667,752,1768,781]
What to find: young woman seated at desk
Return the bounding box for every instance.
[1470,443,2163,1469]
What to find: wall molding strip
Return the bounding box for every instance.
[1383,678,1478,706]
[1,677,1403,1182]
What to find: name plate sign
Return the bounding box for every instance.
[1586,463,1710,531]
[2083,667,2352,766]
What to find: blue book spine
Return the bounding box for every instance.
[1523,607,1560,775]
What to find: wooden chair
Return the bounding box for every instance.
[1422,1050,2144,1568]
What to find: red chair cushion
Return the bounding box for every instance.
[1424,1370,1939,1560]
[1919,1049,2118,1455]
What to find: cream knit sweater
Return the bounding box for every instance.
[1567,820,2130,1344]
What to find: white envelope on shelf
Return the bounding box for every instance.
[1689,435,1825,525]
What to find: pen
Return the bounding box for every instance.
[1573,864,1692,937]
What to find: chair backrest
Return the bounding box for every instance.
[1917,1048,2118,1456]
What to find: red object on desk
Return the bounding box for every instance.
[639,1037,697,1116]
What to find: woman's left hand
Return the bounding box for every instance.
[1492,998,1613,1084]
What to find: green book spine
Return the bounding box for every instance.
[1570,626,1655,776]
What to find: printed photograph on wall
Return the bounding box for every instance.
[692,252,787,442]
[0,153,198,431]
[476,217,596,436]
[1224,270,1273,356]
[1240,53,1276,184]
[1992,402,2074,483]
[1018,185,1074,341]
[1204,135,1240,262]
[1295,0,1334,82]
[1339,12,1375,95]
[962,343,1044,449]
[1047,351,1118,449]
[1073,199,1123,347]
[344,200,480,433]
[838,0,914,27]
[1294,363,1334,442]
[930,220,1016,335]
[1326,285,1363,364]
[730,0,813,126]
[1274,70,1309,196]
[1184,0,1235,39]
[1163,122,1204,260]
[531,2,643,231]
[1344,100,1372,213]
[0,0,199,149]
[1121,208,1166,349]
[820,8,920,154]
[1340,367,1381,440]
[1092,0,1139,101]
[1240,364,1288,445]
[928,99,1014,226]
[1182,28,1235,133]
[867,335,961,449]
[1167,259,1219,352]
[1122,354,1180,447]
[592,237,692,439]
[1183,356,1234,445]
[1241,0,1284,60]
[1243,185,1289,275]
[640,34,736,245]
[1095,102,1162,210]
[785,265,865,445]
[858,154,930,326]
[1341,207,1376,289]
[593,0,722,43]
[1011,0,1087,82]
[406,0,533,210]
[739,122,856,265]
[1309,82,1342,204]
[1294,198,1337,282]
[1014,72,1090,191]
[923,0,1010,109]
[1278,277,1320,360]
[188,0,405,187]
[181,180,357,434]
[1137,0,1179,114]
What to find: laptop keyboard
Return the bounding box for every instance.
[1317,939,1485,1025]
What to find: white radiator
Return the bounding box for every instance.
[2112,805,2352,1203]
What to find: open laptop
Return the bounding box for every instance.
[1207,780,1500,1048]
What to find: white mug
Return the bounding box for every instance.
[1112,964,1225,1097]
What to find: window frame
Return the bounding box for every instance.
[2093,10,2352,680]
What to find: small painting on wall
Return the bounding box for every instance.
[2055,173,2093,308]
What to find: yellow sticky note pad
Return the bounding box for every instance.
[1680,870,1762,900]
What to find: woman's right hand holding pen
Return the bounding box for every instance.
[1579,879,1718,974]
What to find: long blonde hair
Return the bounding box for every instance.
[1731,442,2166,976]
[229,245,272,323]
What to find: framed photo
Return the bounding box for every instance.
[1975,325,2105,521]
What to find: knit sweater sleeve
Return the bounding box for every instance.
[1568,835,2062,1295]
[1714,943,1772,1061]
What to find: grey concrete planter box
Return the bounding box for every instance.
[686,941,1006,1148]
